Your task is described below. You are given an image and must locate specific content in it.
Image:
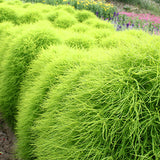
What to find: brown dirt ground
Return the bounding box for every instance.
[0,113,17,160]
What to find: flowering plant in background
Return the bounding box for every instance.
[24,0,116,19]
[106,11,160,35]
[62,0,116,19]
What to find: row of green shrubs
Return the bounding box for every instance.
[0,0,160,160]
[22,0,117,20]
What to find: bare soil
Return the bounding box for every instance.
[0,113,17,160]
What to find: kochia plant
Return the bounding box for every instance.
[0,23,61,127]
[0,1,159,160]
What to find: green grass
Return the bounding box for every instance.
[0,0,160,160]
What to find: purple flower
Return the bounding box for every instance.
[114,12,116,17]
[116,25,122,31]
[68,2,70,4]
[132,24,134,27]
[117,13,119,16]
[126,23,130,28]
[96,12,98,16]
[116,28,120,31]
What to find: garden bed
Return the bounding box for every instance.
[0,0,160,159]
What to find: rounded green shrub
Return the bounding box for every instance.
[0,2,159,160]
[5,0,22,5]
[47,9,74,23]
[93,20,115,29]
[0,22,19,80]
[22,3,32,8]
[83,18,97,25]
[84,18,115,30]
[60,5,76,14]
[0,21,15,40]
[17,11,42,24]
[31,36,160,159]
[16,45,92,160]
[54,14,78,28]
[75,10,96,22]
[70,23,90,33]
[47,11,59,23]
[88,28,116,45]
[99,32,142,49]
[0,6,17,23]
[66,34,95,49]
[0,23,61,127]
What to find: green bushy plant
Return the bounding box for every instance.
[32,35,160,160]
[65,34,95,49]
[87,28,116,45]
[17,11,42,24]
[99,30,153,49]
[59,4,76,13]
[75,9,96,22]
[5,0,23,5]
[47,9,73,23]
[0,23,61,127]
[93,19,115,29]
[54,13,78,28]
[22,3,32,8]
[16,45,91,160]
[23,0,116,19]
[84,18,114,29]
[99,32,129,48]
[0,1,160,160]
[70,23,90,32]
[0,6,17,23]
[47,11,59,22]
[0,22,18,75]
[0,21,15,40]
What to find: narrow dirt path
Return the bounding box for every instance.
[0,113,17,160]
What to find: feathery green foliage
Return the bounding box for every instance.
[17,10,42,24]
[0,22,61,127]
[16,45,95,160]
[54,14,78,28]
[66,34,95,49]
[33,37,160,159]
[84,18,114,29]
[75,10,96,22]
[0,6,17,23]
[70,23,90,32]
[47,9,75,23]
[0,1,159,160]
